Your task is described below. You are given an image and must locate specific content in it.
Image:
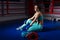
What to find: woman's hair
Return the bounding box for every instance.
[34,4,41,11]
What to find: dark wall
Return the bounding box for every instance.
[0,0,20,1]
[27,0,34,17]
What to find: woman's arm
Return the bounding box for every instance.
[30,13,39,26]
[29,15,35,20]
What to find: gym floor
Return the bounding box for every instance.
[0,18,60,40]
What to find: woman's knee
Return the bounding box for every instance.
[21,32,27,37]
[21,31,29,37]
[26,19,32,24]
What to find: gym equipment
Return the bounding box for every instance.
[26,32,38,40]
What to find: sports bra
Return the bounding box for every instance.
[38,16,43,21]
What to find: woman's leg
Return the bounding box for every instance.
[21,25,42,37]
[27,22,43,32]
[21,31,31,37]
[21,19,43,37]
[17,19,32,30]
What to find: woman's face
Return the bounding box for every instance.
[34,5,38,11]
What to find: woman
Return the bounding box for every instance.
[17,5,43,37]
[27,5,43,32]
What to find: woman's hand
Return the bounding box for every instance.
[28,18,31,20]
[30,23,32,26]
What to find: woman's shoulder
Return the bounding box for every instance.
[38,11,42,15]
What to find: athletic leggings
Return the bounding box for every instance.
[21,19,43,37]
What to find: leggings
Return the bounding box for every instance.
[21,19,43,37]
